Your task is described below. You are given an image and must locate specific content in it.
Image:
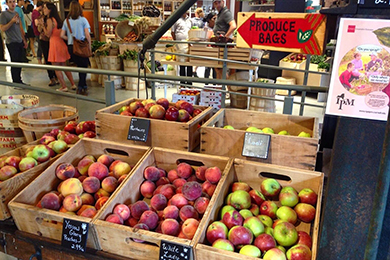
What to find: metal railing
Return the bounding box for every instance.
[0,41,332,115]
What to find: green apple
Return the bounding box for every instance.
[277,245,286,254]
[239,245,261,257]
[246,126,263,133]
[243,216,265,237]
[257,214,273,227]
[230,190,251,210]
[220,205,235,219]
[298,131,311,138]
[276,206,298,225]
[262,127,275,134]
[278,130,289,135]
[263,248,287,260]
[260,178,281,197]
[223,125,234,129]
[239,209,253,219]
[225,193,232,205]
[212,238,234,251]
[279,186,299,207]
[118,105,129,113]
[265,226,274,237]
[273,222,298,247]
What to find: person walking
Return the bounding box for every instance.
[204,12,217,81]
[61,0,91,96]
[16,0,29,62]
[32,0,43,64]
[171,11,192,87]
[23,0,35,57]
[0,0,28,84]
[0,5,7,61]
[191,7,205,78]
[42,2,76,92]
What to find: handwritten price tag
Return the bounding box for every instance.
[159,240,192,260]
[127,118,150,142]
[242,132,271,159]
[61,218,89,253]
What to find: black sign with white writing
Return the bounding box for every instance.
[359,0,390,8]
[242,132,271,159]
[159,240,192,260]
[61,218,89,253]
[127,118,150,142]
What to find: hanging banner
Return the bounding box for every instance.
[326,18,390,121]
[236,12,326,55]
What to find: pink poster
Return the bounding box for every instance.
[326,18,390,121]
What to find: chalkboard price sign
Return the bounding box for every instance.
[127,118,150,142]
[242,132,271,159]
[159,240,193,260]
[61,218,89,253]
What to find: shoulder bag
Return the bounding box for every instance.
[66,18,92,58]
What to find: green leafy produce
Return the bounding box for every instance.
[114,14,141,22]
[311,55,326,64]
[91,40,105,53]
[118,49,139,61]
[191,26,199,29]
[318,62,330,71]
[167,64,174,71]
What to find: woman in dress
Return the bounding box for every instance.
[61,0,91,95]
[42,2,76,92]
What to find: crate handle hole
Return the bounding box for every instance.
[259,172,292,182]
[104,148,129,157]
[125,237,159,247]
[176,159,205,167]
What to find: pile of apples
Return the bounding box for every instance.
[117,98,203,123]
[36,154,132,218]
[179,89,200,96]
[205,178,318,260]
[282,54,307,63]
[0,130,71,182]
[40,121,96,146]
[223,125,312,138]
[103,163,223,241]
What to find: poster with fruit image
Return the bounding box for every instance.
[326,18,390,121]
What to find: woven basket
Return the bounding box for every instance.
[101,56,122,71]
[18,105,78,142]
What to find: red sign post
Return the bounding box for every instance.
[237,13,327,55]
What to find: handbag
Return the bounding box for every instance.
[66,19,92,58]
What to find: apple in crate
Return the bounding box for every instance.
[32,144,51,163]
[129,101,144,114]
[279,186,299,207]
[64,134,80,144]
[5,156,21,169]
[263,248,287,260]
[0,166,18,181]
[165,107,179,121]
[228,226,253,248]
[260,178,281,197]
[120,110,132,116]
[19,157,38,172]
[40,135,56,145]
[249,189,266,206]
[178,109,190,122]
[192,108,202,117]
[239,245,261,257]
[254,233,276,253]
[286,244,312,260]
[297,231,312,249]
[260,201,278,219]
[273,222,298,247]
[212,239,234,252]
[294,203,316,223]
[50,140,68,154]
[298,188,318,206]
[156,98,169,110]
[135,107,150,118]
[64,121,78,134]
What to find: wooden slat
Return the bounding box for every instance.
[93,147,232,259]
[200,109,319,170]
[194,159,324,260]
[8,138,150,249]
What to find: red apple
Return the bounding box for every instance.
[39,135,56,145]
[212,239,234,252]
[228,226,253,248]
[177,109,190,122]
[231,182,251,192]
[279,186,299,207]
[206,221,228,244]
[260,178,281,197]
[297,231,312,249]
[249,189,266,206]
[254,233,276,253]
[129,101,144,114]
[64,134,80,144]
[5,156,21,169]
[149,104,166,119]
[179,101,194,115]
[298,188,318,206]
[286,244,312,260]
[156,98,169,110]
[263,248,287,260]
[120,110,133,116]
[64,121,78,134]
[192,108,202,117]
[222,210,243,229]
[260,200,278,219]
[135,107,150,118]
[165,107,179,121]
[294,203,316,223]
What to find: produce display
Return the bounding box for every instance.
[222,125,312,138]
[281,54,307,63]
[36,153,132,217]
[116,98,203,123]
[205,178,317,259]
[0,127,76,182]
[179,89,200,96]
[103,163,223,240]
[61,120,96,142]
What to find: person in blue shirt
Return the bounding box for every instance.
[61,0,91,96]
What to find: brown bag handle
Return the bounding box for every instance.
[66,18,73,35]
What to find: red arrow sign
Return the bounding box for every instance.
[237,13,326,55]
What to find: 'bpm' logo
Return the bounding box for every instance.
[336,93,355,110]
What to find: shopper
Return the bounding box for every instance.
[32,0,43,64]
[61,0,91,96]
[42,2,76,92]
[23,0,35,57]
[204,12,217,81]
[171,11,193,87]
[191,7,205,29]
[38,11,59,86]
[0,0,28,84]
[0,5,6,61]
[16,0,29,62]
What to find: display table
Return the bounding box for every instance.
[0,220,133,260]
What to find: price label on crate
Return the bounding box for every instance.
[61,218,89,253]
[242,132,271,159]
[160,240,193,260]
[127,118,150,142]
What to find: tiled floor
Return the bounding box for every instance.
[0,57,326,123]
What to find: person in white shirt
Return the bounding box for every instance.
[171,11,193,87]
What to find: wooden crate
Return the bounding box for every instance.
[200,109,319,170]
[93,147,232,259]
[195,159,324,260]
[189,46,220,66]
[219,47,251,64]
[8,139,150,249]
[95,98,213,151]
[0,140,61,220]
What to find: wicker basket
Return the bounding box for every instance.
[230,90,248,109]
[101,56,122,71]
[89,57,99,82]
[18,105,78,142]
